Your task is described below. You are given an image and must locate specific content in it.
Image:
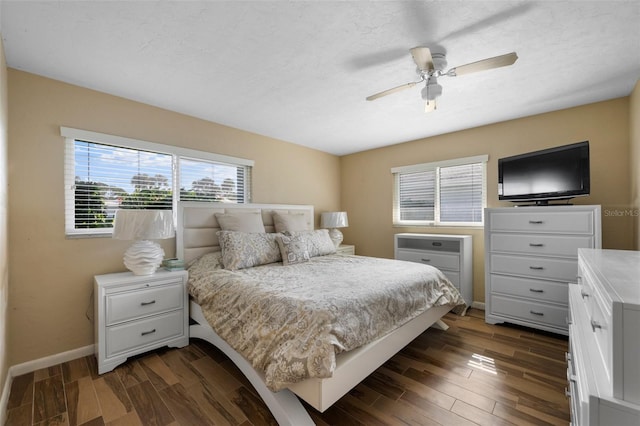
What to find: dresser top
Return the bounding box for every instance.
[579,248,640,306]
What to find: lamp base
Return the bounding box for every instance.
[123,240,165,275]
[327,228,343,248]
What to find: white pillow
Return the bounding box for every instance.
[272,212,309,233]
[215,212,265,233]
[217,231,282,270]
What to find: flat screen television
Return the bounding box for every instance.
[498,141,590,205]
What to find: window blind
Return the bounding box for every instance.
[62,127,253,237]
[392,155,487,226]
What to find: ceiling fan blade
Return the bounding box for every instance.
[449,52,518,76]
[425,99,436,113]
[410,47,433,72]
[366,81,419,101]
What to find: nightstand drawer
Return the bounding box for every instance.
[106,310,184,357]
[106,282,184,325]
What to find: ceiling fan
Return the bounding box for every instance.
[366,47,518,112]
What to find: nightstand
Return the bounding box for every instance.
[94,269,189,374]
[336,244,355,255]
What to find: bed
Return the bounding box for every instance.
[177,201,465,425]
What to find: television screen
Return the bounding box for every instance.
[498,141,590,205]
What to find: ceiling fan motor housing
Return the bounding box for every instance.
[431,53,448,71]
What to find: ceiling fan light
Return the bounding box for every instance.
[421,78,443,101]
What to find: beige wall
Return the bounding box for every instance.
[631,80,640,250]
[0,34,9,401]
[341,98,633,303]
[7,69,341,365]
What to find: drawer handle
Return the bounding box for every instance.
[529,220,544,224]
[530,310,544,316]
[529,266,544,270]
[590,320,602,332]
[529,243,544,247]
[431,242,442,247]
[529,288,544,293]
[140,300,156,306]
[580,290,589,299]
[421,258,431,262]
[141,328,157,336]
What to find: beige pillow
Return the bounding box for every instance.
[272,212,309,233]
[286,229,336,257]
[215,212,265,233]
[276,233,310,265]
[217,231,282,270]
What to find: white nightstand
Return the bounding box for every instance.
[336,244,355,255]
[94,269,189,374]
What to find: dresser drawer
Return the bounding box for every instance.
[490,254,578,282]
[396,249,460,271]
[491,295,568,329]
[489,210,595,234]
[490,274,568,304]
[106,310,185,357]
[490,234,593,258]
[106,282,184,325]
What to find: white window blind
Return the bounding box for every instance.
[392,155,487,226]
[62,127,253,237]
[179,157,250,203]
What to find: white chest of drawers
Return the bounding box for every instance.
[94,269,189,374]
[484,205,601,335]
[394,233,472,308]
[567,249,640,425]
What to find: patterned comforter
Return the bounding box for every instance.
[188,252,465,391]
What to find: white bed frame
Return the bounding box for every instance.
[177,201,452,425]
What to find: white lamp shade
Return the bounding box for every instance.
[113,209,175,240]
[321,211,348,248]
[112,210,175,275]
[321,212,349,229]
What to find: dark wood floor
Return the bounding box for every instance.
[5,309,569,425]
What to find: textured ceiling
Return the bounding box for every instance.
[1,1,639,156]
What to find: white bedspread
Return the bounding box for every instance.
[188,252,465,391]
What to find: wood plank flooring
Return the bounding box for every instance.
[5,309,570,425]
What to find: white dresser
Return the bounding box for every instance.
[94,269,189,374]
[484,205,601,335]
[394,233,472,308]
[567,249,640,425]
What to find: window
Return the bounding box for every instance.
[392,155,487,226]
[62,127,253,237]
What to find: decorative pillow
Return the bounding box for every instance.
[215,212,266,233]
[276,234,311,265]
[217,230,282,270]
[272,212,310,233]
[286,229,336,258]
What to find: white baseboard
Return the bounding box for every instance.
[471,301,485,311]
[1,344,95,424]
[8,344,95,377]
[0,370,11,426]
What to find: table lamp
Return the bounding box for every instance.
[320,211,349,248]
[112,209,175,275]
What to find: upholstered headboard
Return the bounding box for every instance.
[177,201,315,264]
